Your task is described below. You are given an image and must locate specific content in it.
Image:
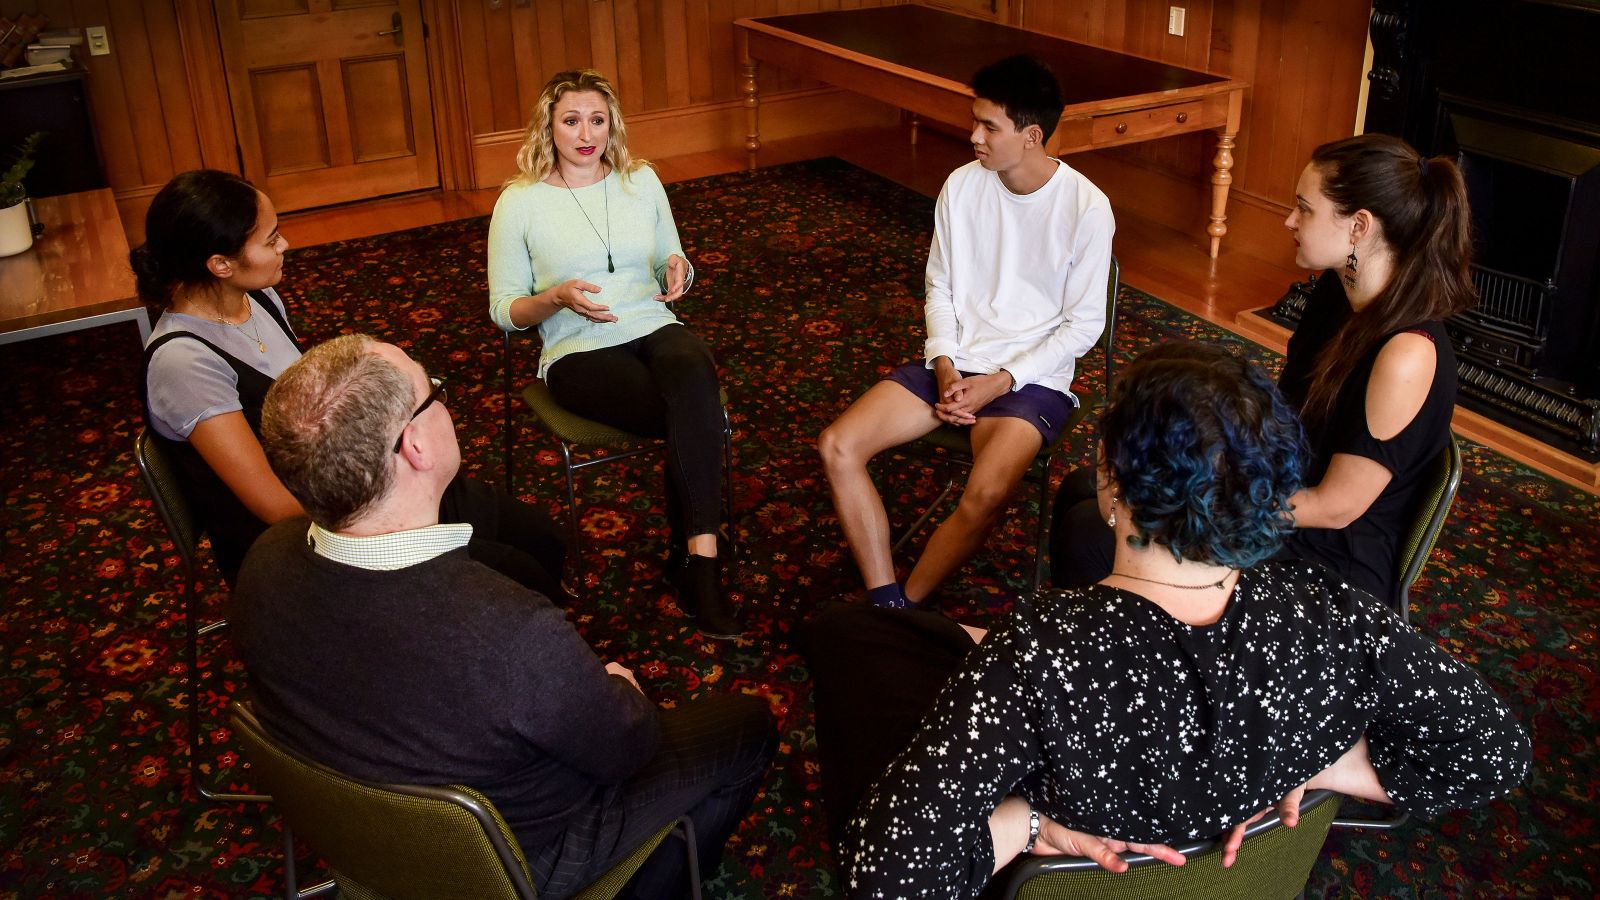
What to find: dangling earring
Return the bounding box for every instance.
[1106,496,1118,528]
[1343,240,1359,290]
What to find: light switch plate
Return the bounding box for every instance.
[1168,6,1186,37]
[86,25,110,56]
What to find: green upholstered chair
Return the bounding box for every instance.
[990,789,1340,900]
[1392,434,1465,626]
[230,701,700,900]
[502,332,737,587]
[892,257,1120,594]
[1327,436,1462,834]
[135,428,270,804]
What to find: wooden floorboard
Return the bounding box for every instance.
[276,125,1599,492]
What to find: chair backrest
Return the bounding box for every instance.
[135,427,201,569]
[1393,435,1464,622]
[1102,256,1120,398]
[228,701,538,900]
[993,790,1340,900]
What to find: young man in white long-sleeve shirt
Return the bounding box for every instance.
[819,55,1114,609]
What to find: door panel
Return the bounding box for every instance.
[216,0,437,211]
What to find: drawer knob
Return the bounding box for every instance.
[1176,112,1188,123]
[1115,122,1128,134]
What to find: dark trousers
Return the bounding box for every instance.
[798,602,978,854]
[440,473,571,604]
[546,324,724,542]
[530,694,777,900]
[1048,466,1116,589]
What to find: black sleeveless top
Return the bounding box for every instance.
[139,291,302,585]
[1278,272,1457,605]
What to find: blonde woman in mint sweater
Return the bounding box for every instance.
[489,69,739,640]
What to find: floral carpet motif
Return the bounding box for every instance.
[2,158,1596,898]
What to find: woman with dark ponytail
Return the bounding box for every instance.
[136,170,568,593]
[136,170,304,584]
[1051,134,1473,606]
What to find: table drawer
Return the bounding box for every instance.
[1091,100,1209,144]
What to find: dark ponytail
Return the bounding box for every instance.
[1299,135,1476,428]
[130,169,260,312]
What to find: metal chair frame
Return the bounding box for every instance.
[231,701,700,900]
[892,257,1120,594]
[501,331,738,580]
[134,428,271,805]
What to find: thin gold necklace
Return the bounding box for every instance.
[557,164,614,273]
[214,300,266,353]
[1109,570,1236,590]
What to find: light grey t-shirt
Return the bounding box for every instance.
[145,287,301,441]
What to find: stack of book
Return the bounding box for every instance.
[26,29,82,66]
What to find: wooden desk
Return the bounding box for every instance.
[0,188,147,346]
[736,5,1248,257]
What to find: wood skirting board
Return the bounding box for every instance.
[469,88,899,190]
[1231,309,1600,493]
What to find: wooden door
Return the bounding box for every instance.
[214,0,437,212]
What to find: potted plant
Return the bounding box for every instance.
[0,132,45,257]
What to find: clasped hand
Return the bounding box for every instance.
[933,359,1011,426]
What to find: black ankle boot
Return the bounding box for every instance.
[678,554,743,640]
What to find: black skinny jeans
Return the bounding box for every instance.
[546,324,724,540]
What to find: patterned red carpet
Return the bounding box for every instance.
[2,159,1595,898]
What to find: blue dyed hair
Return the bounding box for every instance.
[1100,342,1306,568]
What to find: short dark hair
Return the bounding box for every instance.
[1100,342,1306,569]
[970,55,1065,143]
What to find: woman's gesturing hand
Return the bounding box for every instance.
[656,254,690,303]
[554,279,616,322]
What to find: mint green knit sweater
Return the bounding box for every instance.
[488,165,685,378]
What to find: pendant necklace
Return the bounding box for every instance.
[214,300,267,353]
[1109,570,1236,590]
[558,165,615,273]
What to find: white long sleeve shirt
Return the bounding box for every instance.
[923,159,1114,398]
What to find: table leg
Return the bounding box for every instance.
[741,58,761,172]
[909,113,920,147]
[1207,129,1237,260]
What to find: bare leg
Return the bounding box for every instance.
[818,382,944,591]
[904,417,1041,603]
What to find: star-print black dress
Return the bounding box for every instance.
[840,561,1530,898]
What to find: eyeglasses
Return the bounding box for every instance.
[393,376,448,453]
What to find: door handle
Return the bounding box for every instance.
[377,12,402,46]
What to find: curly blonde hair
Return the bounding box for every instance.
[511,69,647,186]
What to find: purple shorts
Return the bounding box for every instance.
[884,362,1076,445]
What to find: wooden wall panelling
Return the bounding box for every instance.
[420,0,475,191]
[174,0,241,173]
[453,0,497,136]
[613,0,647,113]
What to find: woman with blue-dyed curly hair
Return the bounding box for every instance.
[804,342,1528,899]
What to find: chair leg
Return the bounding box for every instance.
[185,565,270,804]
[722,408,738,557]
[280,824,337,898]
[561,442,583,594]
[1030,458,1054,595]
[503,333,514,494]
[676,816,702,900]
[892,479,959,556]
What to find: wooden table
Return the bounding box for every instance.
[0,188,147,346]
[736,5,1248,258]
